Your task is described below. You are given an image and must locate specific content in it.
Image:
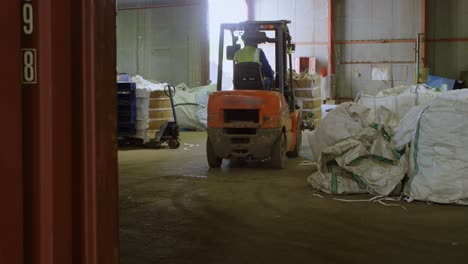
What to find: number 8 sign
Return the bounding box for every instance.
[22,49,37,84]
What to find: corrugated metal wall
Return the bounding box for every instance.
[253,0,329,73]
[252,0,423,97]
[427,0,468,80]
[117,1,207,87]
[253,0,466,97]
[334,0,422,97]
[115,0,466,95]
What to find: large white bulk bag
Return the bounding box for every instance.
[359,85,437,122]
[173,84,216,131]
[405,90,468,204]
[307,103,370,162]
[308,104,407,195]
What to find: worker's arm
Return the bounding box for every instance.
[259,50,274,79]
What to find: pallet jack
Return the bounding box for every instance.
[118,84,180,149]
[146,85,181,149]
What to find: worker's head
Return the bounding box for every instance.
[243,40,258,47]
[241,28,264,47]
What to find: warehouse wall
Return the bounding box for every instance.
[117,10,138,75]
[334,0,422,97]
[252,0,424,97]
[253,0,329,74]
[427,0,468,80]
[116,1,207,87]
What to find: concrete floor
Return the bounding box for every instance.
[119,132,468,264]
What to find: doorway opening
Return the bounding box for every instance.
[208,0,248,89]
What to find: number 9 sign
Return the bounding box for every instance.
[23,2,34,35]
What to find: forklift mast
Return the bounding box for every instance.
[216,20,296,111]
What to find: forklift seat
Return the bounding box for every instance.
[233,62,265,90]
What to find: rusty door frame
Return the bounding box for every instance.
[1,0,119,263]
[0,1,23,263]
[78,0,119,263]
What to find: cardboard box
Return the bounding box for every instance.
[150,90,168,98]
[149,98,171,109]
[149,109,173,119]
[292,72,321,89]
[300,98,322,109]
[295,86,321,98]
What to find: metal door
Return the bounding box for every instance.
[1,0,119,263]
[0,1,23,263]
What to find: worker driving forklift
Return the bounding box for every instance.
[207,20,302,169]
[233,29,275,89]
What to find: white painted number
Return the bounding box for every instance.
[22,1,36,84]
[23,3,33,35]
[22,50,36,83]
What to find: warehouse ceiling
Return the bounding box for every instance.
[117,0,201,8]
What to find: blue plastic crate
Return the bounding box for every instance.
[117,81,137,137]
[118,127,137,136]
[117,81,136,92]
[118,105,136,121]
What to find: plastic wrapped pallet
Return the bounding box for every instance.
[132,75,168,91]
[135,129,149,143]
[292,72,323,129]
[130,75,171,140]
[134,88,151,142]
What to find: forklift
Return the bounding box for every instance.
[207,20,301,169]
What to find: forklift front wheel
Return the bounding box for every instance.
[271,133,286,169]
[207,137,222,168]
[168,139,180,149]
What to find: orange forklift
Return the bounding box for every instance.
[207,20,302,169]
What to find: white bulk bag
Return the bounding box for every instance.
[405,90,468,204]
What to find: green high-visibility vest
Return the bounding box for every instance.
[234,46,261,65]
